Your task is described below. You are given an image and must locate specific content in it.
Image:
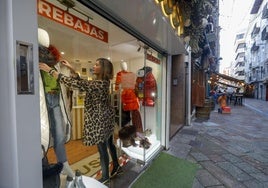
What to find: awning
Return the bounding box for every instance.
[216,81,240,88]
[212,72,244,83]
[210,72,245,89]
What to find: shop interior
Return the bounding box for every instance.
[39,0,164,179]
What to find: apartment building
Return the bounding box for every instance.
[233,30,247,80]
[245,0,268,100]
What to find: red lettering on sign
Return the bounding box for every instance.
[146,53,161,64]
[37,0,108,43]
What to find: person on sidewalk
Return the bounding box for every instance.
[217,93,227,113]
[39,58,122,185]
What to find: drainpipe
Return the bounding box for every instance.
[185,46,191,126]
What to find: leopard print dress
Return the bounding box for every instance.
[59,75,115,146]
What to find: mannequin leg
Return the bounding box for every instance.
[46,94,74,177]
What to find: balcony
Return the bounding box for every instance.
[261,26,268,40]
[262,3,268,19]
[235,66,244,73]
[251,42,259,52]
[235,52,245,60]
[235,62,245,69]
[236,47,245,54]
[235,75,245,80]
[251,23,260,38]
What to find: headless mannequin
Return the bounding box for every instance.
[38,28,74,177]
[116,62,142,132]
[115,62,131,126]
[115,62,128,90]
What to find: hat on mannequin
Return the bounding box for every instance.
[38,28,50,48]
[121,61,128,71]
[38,28,59,66]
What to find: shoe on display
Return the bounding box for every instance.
[144,129,152,136]
[74,170,86,188]
[65,176,75,188]
[139,137,151,149]
[111,165,123,178]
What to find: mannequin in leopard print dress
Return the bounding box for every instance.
[39,58,122,184]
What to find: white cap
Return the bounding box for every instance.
[38,28,50,47]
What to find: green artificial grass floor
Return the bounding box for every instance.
[131,152,199,188]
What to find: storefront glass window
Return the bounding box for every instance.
[38,0,163,167]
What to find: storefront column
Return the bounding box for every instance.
[0,0,42,187]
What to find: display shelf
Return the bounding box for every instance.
[116,134,161,162]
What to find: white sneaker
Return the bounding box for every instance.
[74,170,86,188]
[65,176,75,188]
[62,162,75,178]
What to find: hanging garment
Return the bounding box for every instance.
[131,110,143,133]
[121,89,140,111]
[135,66,157,107]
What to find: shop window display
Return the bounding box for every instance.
[38,0,163,175]
[115,56,162,163]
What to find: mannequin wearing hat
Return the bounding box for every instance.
[38,28,75,178]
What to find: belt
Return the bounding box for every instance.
[46,90,59,95]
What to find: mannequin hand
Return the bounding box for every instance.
[39,63,51,72]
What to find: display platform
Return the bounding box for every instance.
[60,174,107,188]
[117,134,161,162]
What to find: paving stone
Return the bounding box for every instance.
[217,161,252,181]
[186,153,198,163]
[189,140,202,147]
[248,153,268,163]
[180,134,197,144]
[180,129,199,136]
[200,161,246,188]
[224,145,250,156]
[261,165,268,174]
[241,155,267,173]
[263,181,268,187]
[190,152,209,162]
[195,169,222,187]
[208,154,226,163]
[167,148,189,160]
[243,179,267,188]
[192,178,204,188]
[235,162,260,174]
[170,133,196,145]
[222,153,243,163]
[249,172,268,182]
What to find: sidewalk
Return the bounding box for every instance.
[167,98,268,188]
[111,98,268,188]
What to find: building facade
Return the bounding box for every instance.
[245,0,268,100]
